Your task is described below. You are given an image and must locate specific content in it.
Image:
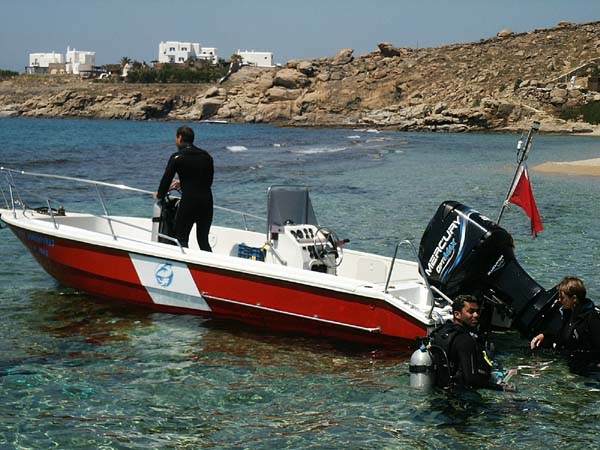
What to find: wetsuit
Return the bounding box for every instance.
[157,144,214,251]
[430,321,494,389]
[551,298,600,372]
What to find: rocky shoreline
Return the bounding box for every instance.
[2,20,600,134]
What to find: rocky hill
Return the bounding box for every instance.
[2,20,600,133]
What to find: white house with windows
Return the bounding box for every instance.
[27,52,65,74]
[158,41,218,64]
[236,50,275,68]
[65,47,96,75]
[198,47,218,64]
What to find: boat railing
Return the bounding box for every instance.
[0,167,266,252]
[386,239,448,318]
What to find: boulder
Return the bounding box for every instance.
[570,122,594,133]
[550,88,568,104]
[332,48,354,65]
[256,102,293,121]
[433,102,447,114]
[256,74,274,90]
[197,98,223,119]
[204,87,220,98]
[495,103,516,118]
[266,87,302,102]
[296,61,315,76]
[497,29,514,39]
[377,42,403,57]
[556,21,575,28]
[273,69,308,89]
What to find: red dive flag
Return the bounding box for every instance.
[508,164,543,236]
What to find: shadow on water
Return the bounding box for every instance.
[26,287,156,344]
[4,285,411,373]
[0,287,155,378]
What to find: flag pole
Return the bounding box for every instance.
[497,121,540,224]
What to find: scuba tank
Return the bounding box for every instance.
[409,344,434,389]
[151,194,180,244]
[409,322,463,390]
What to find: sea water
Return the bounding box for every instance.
[1,118,600,449]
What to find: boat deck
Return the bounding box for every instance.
[5,209,434,312]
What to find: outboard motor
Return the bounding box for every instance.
[418,201,560,338]
[151,195,180,244]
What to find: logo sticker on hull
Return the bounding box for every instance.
[129,254,211,312]
[155,263,174,287]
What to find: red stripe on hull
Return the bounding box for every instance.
[12,226,154,305]
[190,267,427,342]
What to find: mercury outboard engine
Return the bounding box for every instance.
[151,194,180,245]
[418,201,561,338]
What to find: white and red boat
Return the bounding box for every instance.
[0,167,456,347]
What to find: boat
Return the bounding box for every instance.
[199,119,229,124]
[0,146,565,347]
[0,167,455,347]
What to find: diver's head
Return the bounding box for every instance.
[452,294,481,331]
[558,276,586,310]
[176,126,195,149]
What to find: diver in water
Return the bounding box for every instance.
[531,276,600,374]
[428,294,513,391]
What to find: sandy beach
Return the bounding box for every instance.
[533,158,600,176]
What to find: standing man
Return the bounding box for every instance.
[154,126,214,251]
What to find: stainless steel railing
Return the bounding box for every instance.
[383,238,451,317]
[0,166,265,252]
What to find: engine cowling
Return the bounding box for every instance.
[419,201,560,337]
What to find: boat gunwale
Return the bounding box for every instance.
[1,207,437,325]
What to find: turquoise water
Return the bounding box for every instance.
[1,118,600,449]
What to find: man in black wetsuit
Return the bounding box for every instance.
[531,277,600,374]
[430,295,508,390]
[153,126,214,251]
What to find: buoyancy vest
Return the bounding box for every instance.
[556,299,600,370]
[558,299,599,351]
[428,321,462,388]
[428,321,493,388]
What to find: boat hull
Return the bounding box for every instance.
[7,223,429,347]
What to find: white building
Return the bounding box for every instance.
[27,52,65,74]
[29,52,65,68]
[236,50,274,68]
[65,47,96,75]
[198,47,218,64]
[158,41,218,65]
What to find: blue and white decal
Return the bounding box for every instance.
[439,215,467,282]
[130,254,211,311]
[425,215,463,278]
[155,263,174,287]
[439,209,487,282]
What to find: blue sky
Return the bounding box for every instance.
[1,0,599,72]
